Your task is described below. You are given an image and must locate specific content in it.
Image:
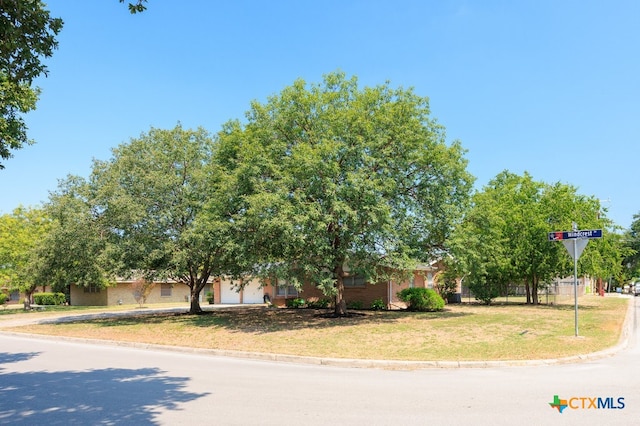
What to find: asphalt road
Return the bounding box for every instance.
[0,297,638,425]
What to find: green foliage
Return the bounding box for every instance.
[397,288,445,311]
[468,279,500,305]
[447,171,611,305]
[285,297,306,308]
[87,124,245,314]
[31,177,111,293]
[0,293,6,305]
[218,71,473,316]
[370,298,385,310]
[0,206,51,296]
[622,214,640,282]
[434,272,458,301]
[0,0,63,167]
[119,0,148,14]
[33,292,66,305]
[346,300,364,310]
[306,298,330,309]
[205,292,214,302]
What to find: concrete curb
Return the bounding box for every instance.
[0,298,634,370]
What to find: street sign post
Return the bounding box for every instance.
[548,225,603,337]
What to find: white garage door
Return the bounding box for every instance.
[242,279,264,304]
[220,280,241,304]
[219,279,264,304]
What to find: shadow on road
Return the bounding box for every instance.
[0,352,210,425]
[0,352,39,365]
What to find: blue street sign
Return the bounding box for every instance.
[548,229,603,241]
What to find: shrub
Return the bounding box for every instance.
[434,274,458,302]
[131,279,155,308]
[397,288,445,312]
[370,298,385,310]
[346,300,363,310]
[285,297,306,308]
[33,292,66,306]
[306,298,330,309]
[468,280,500,305]
[0,293,7,305]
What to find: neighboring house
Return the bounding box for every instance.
[68,277,261,306]
[1,285,54,305]
[62,260,458,307]
[0,287,21,304]
[263,260,458,309]
[69,278,211,306]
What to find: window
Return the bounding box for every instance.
[427,272,434,289]
[10,290,19,301]
[343,275,366,288]
[276,280,298,297]
[83,285,101,293]
[161,283,172,297]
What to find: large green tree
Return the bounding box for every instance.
[30,175,113,295]
[0,0,149,169]
[620,213,640,285]
[0,0,63,168]
[449,171,614,304]
[218,72,473,315]
[0,206,50,306]
[90,124,241,314]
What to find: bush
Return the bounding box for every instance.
[468,280,500,305]
[370,298,385,310]
[0,293,7,305]
[346,300,363,310]
[285,297,306,308]
[397,288,445,312]
[33,292,66,306]
[131,279,155,307]
[434,274,458,302]
[306,298,330,309]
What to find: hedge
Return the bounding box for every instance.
[33,292,66,306]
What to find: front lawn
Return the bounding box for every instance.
[4,296,629,362]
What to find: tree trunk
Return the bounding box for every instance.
[23,290,33,310]
[525,282,531,304]
[334,265,347,316]
[532,277,539,305]
[597,277,604,296]
[186,273,211,314]
[189,286,203,314]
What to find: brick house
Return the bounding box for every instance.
[263,260,457,309]
[61,260,458,307]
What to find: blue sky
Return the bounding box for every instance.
[2,0,638,229]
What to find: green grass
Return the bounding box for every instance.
[1,304,110,315]
[3,296,630,362]
[0,302,190,315]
